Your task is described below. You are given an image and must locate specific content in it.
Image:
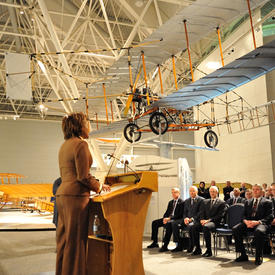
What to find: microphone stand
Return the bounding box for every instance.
[107,154,140,183]
[105,153,116,185]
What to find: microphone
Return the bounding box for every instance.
[107,153,140,183]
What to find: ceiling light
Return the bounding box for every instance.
[37,60,46,73]
[206,61,221,70]
[39,104,45,110]
[82,52,116,59]
[135,0,144,7]
[20,10,24,15]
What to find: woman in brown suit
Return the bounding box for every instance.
[56,112,110,275]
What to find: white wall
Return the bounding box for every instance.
[0,119,63,184]
[0,119,196,185]
[264,35,275,182]
[194,12,273,185]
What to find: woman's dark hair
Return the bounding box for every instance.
[62,112,87,140]
[199,181,206,188]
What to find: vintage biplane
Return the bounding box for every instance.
[87,0,275,149]
[90,39,275,149]
[0,173,54,213]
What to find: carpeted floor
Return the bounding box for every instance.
[0,210,275,275]
[0,230,275,275]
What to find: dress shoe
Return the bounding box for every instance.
[159,246,168,252]
[255,257,263,266]
[191,249,202,256]
[202,250,212,257]
[171,246,183,252]
[147,242,159,249]
[235,254,248,262]
[187,247,194,253]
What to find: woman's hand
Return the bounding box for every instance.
[102,184,111,192]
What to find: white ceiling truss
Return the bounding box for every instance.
[0,0,273,121]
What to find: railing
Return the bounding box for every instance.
[0,173,25,184]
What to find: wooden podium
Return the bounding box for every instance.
[87,171,158,275]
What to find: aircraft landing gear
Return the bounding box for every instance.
[123,123,141,143]
[149,112,168,135]
[204,130,218,148]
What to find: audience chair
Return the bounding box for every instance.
[214,204,244,256]
[269,227,275,255]
[244,229,273,256]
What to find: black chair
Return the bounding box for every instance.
[244,226,274,256]
[161,220,184,248]
[269,226,275,255]
[214,204,244,256]
[178,223,206,250]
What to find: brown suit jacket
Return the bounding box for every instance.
[57,137,100,196]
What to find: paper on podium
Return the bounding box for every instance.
[90,185,128,198]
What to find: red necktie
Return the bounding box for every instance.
[251,199,258,217]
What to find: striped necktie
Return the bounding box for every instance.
[251,198,258,217]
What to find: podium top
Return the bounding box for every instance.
[90,171,158,202]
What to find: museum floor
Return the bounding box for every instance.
[0,210,275,275]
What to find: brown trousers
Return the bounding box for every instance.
[56,195,90,275]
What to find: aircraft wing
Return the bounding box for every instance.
[89,39,275,137]
[152,140,219,151]
[87,0,268,117]
[89,117,149,138]
[152,39,275,110]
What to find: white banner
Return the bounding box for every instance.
[178,158,193,200]
[5,53,32,101]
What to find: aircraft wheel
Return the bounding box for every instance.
[149,112,168,135]
[123,123,141,143]
[204,130,218,148]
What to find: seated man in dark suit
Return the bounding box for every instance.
[223,180,234,201]
[147,188,184,252]
[271,183,275,229]
[233,184,274,265]
[172,186,204,253]
[206,180,219,198]
[226,188,245,207]
[193,186,226,257]
[265,186,273,200]
[245,188,253,200]
[240,182,247,198]
[52,177,62,227]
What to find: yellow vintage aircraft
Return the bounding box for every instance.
[88,0,275,149]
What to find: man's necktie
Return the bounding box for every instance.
[171,200,176,216]
[233,198,236,205]
[191,198,194,206]
[251,199,258,217]
[210,199,215,208]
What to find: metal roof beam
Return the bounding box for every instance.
[117,0,152,36]
[37,0,79,98]
[154,0,163,26]
[116,0,153,61]
[6,0,22,52]
[99,0,117,57]
[61,0,88,48]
